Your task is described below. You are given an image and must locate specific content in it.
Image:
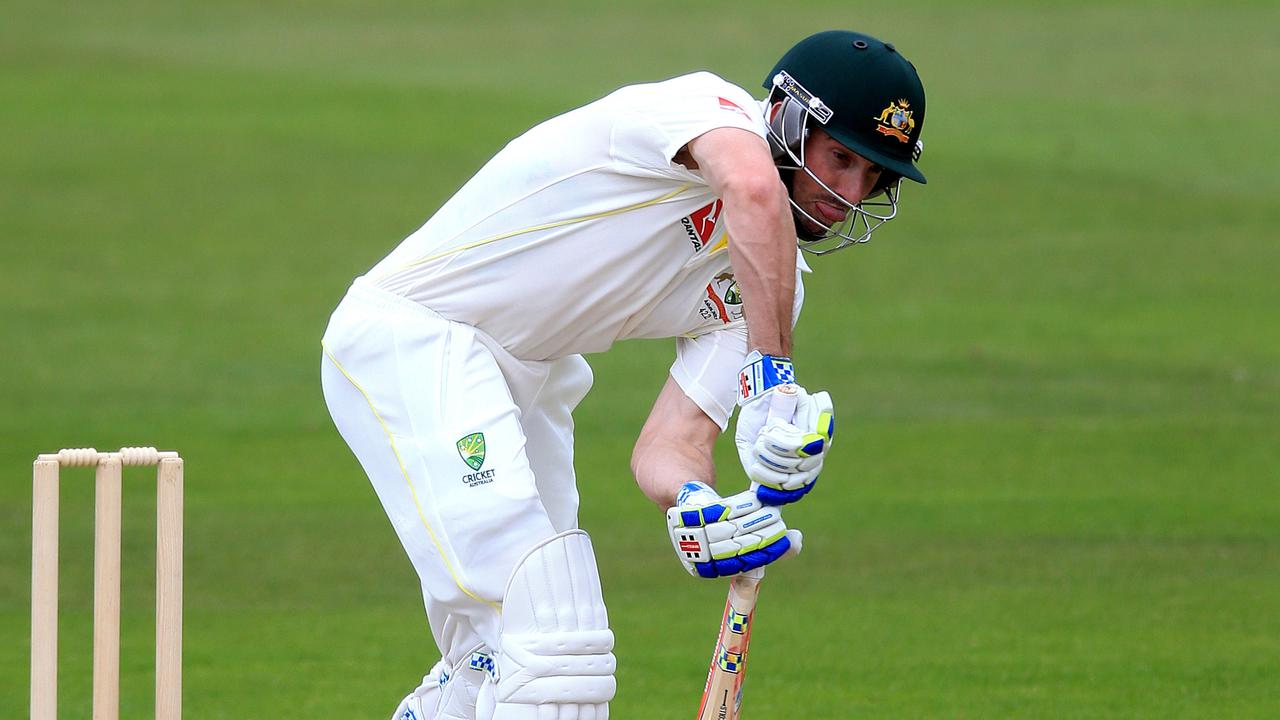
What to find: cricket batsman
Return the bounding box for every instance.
[320,30,927,720]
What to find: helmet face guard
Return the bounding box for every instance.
[766,73,909,255]
[763,31,927,256]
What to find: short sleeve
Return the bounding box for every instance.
[672,260,808,429]
[791,261,807,329]
[609,72,766,181]
[670,325,749,431]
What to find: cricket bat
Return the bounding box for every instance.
[696,567,765,720]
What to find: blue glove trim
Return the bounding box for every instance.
[738,353,795,404]
[695,562,719,579]
[701,503,727,524]
[756,477,818,506]
[800,437,825,456]
[694,535,792,578]
[746,535,791,567]
[712,556,747,577]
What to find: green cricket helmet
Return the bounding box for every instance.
[764,30,927,254]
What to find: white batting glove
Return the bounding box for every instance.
[745,386,834,505]
[734,351,797,473]
[734,352,835,505]
[666,481,802,579]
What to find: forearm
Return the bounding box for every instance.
[722,181,796,357]
[632,376,723,508]
[682,127,797,357]
[631,436,715,509]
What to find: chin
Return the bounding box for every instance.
[798,218,826,237]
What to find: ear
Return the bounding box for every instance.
[767,98,809,162]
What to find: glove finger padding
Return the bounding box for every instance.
[735,384,800,475]
[782,528,803,559]
[667,482,802,579]
[748,463,818,491]
[800,389,835,449]
[743,388,835,505]
[755,431,825,473]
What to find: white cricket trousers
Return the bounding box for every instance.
[320,279,593,667]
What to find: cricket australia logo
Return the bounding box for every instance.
[699,272,744,325]
[457,433,486,470]
[680,199,723,252]
[456,433,496,487]
[873,99,915,143]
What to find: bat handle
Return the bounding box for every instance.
[730,567,764,597]
[695,568,766,720]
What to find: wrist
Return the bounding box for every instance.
[675,481,720,509]
[737,350,795,405]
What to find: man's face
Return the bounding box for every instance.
[789,128,884,236]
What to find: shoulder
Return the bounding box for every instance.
[665,71,753,96]
[613,72,760,116]
[605,72,766,178]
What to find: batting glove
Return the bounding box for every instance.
[744,385,834,505]
[734,352,835,506]
[667,481,803,579]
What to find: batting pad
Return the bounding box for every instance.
[493,529,615,720]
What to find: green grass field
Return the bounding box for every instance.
[3,1,1278,717]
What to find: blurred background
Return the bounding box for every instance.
[2,1,1277,717]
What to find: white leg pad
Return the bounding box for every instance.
[493,530,615,719]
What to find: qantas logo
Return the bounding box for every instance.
[680,199,723,251]
[718,96,750,121]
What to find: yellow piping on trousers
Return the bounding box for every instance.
[322,341,501,612]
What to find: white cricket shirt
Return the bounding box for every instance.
[363,72,806,427]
